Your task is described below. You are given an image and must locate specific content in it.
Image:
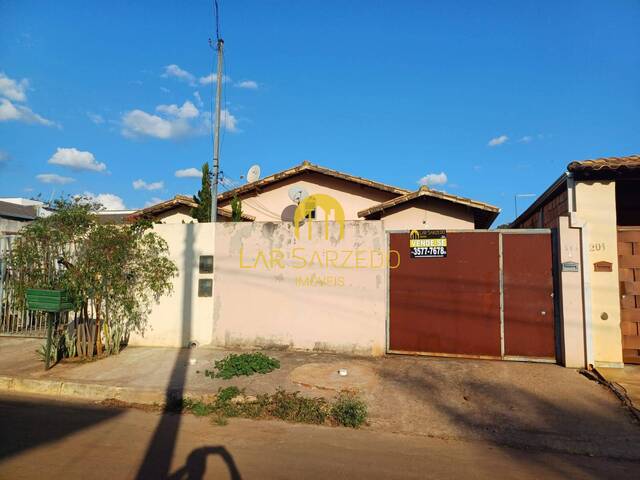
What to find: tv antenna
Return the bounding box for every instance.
[246,165,261,183]
[288,185,309,204]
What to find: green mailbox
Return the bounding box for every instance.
[25,289,73,370]
[26,289,73,313]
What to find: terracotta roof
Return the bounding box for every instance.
[358,186,500,229]
[567,154,640,173]
[127,195,255,222]
[358,185,500,220]
[216,207,255,221]
[218,161,410,202]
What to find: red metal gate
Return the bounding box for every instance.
[389,230,556,362]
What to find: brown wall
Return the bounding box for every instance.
[516,188,568,229]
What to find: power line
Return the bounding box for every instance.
[214,0,221,42]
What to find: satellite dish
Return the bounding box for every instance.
[246,164,261,183]
[288,185,309,204]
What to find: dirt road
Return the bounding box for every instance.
[0,393,637,480]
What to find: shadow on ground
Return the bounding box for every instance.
[0,395,124,460]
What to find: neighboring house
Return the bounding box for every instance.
[127,195,255,224]
[0,200,38,235]
[511,154,640,366]
[210,161,498,229]
[0,197,53,235]
[95,210,137,224]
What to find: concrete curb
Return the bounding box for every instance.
[0,375,216,405]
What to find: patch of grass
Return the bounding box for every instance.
[217,386,242,403]
[269,389,329,424]
[210,414,228,426]
[180,387,367,429]
[183,398,216,417]
[330,391,368,428]
[205,352,281,380]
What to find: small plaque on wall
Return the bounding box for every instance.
[198,279,213,297]
[199,255,214,274]
[561,261,579,272]
[593,261,612,272]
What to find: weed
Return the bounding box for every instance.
[179,387,367,429]
[217,386,242,403]
[205,352,281,380]
[182,398,215,417]
[270,389,329,424]
[331,391,368,428]
[210,414,229,426]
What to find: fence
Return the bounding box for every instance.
[0,235,47,337]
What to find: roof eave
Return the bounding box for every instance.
[509,172,569,228]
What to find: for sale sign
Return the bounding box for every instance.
[409,230,447,258]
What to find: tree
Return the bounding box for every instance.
[192,162,212,222]
[231,195,243,222]
[8,197,177,363]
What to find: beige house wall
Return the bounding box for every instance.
[212,221,388,355]
[219,172,397,222]
[380,200,475,231]
[154,206,197,224]
[129,223,215,347]
[557,216,586,368]
[574,180,623,367]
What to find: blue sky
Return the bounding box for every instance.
[1,0,639,222]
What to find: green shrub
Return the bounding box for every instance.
[217,386,242,403]
[331,391,368,428]
[205,352,281,380]
[269,389,329,424]
[179,387,367,428]
[182,398,216,417]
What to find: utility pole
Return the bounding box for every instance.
[210,38,224,222]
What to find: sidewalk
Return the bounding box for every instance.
[2,337,640,460]
[598,365,640,417]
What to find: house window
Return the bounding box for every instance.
[198,279,213,297]
[199,255,214,274]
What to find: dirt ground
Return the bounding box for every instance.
[1,393,638,480]
[1,337,640,460]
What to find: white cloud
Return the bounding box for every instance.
[418,172,448,187]
[48,147,107,172]
[162,64,195,86]
[221,109,238,132]
[87,112,104,124]
[235,80,258,89]
[0,72,29,102]
[36,173,75,185]
[84,192,126,210]
[156,100,199,119]
[488,135,508,147]
[0,98,56,127]
[122,100,238,139]
[122,109,193,139]
[144,197,163,207]
[199,73,231,85]
[160,86,170,93]
[133,179,164,191]
[193,91,203,107]
[175,167,202,178]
